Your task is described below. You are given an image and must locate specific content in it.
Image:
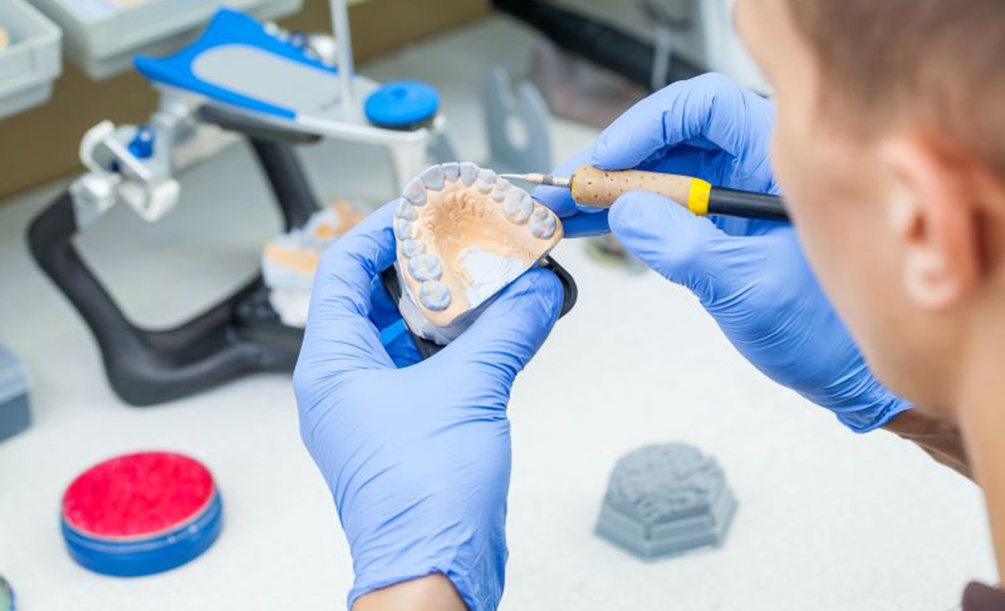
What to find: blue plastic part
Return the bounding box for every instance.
[134,9,336,120]
[61,492,224,577]
[379,319,408,346]
[127,126,155,159]
[364,81,440,129]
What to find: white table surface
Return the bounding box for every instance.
[0,15,995,611]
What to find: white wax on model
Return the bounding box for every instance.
[458,245,527,308]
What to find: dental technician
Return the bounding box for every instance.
[294,0,1005,609]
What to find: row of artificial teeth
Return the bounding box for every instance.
[399,162,551,233]
[393,162,558,312]
[528,207,557,239]
[395,175,450,311]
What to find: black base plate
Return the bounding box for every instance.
[380,256,578,359]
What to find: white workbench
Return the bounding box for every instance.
[0,15,995,611]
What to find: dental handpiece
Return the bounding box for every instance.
[503,165,789,222]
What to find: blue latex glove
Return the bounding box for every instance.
[536,73,909,432]
[535,148,612,238]
[293,202,563,610]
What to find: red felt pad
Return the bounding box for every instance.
[62,452,216,539]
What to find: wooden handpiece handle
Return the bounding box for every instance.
[569,165,707,212]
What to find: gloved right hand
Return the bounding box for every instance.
[536,73,910,432]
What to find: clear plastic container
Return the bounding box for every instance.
[0,0,62,120]
[28,0,303,79]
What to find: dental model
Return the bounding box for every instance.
[394,162,563,344]
[595,443,737,560]
[263,200,366,327]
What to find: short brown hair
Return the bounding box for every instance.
[787,0,1005,178]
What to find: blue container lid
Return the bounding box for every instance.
[364,81,439,129]
[62,492,223,577]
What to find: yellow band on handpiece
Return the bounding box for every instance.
[687,179,712,216]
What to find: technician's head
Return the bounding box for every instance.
[734,0,1005,417]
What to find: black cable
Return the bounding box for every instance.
[492,0,704,91]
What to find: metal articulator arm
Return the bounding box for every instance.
[27,115,319,406]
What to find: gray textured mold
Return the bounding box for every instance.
[596,443,736,560]
[0,346,31,443]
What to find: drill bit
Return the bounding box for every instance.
[499,173,572,188]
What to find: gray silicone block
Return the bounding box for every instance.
[0,346,31,443]
[595,443,737,560]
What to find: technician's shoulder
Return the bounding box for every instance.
[964,583,1005,610]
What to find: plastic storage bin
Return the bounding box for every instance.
[29,0,303,80]
[0,346,31,443]
[0,0,62,120]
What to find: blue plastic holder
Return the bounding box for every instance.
[134,8,335,120]
[364,81,440,129]
[61,492,224,577]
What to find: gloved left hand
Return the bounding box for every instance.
[535,74,909,433]
[293,202,564,610]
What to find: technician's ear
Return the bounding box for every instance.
[880,136,981,311]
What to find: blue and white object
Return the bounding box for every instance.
[67,1,448,238]
[131,7,433,190]
[135,9,336,121]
